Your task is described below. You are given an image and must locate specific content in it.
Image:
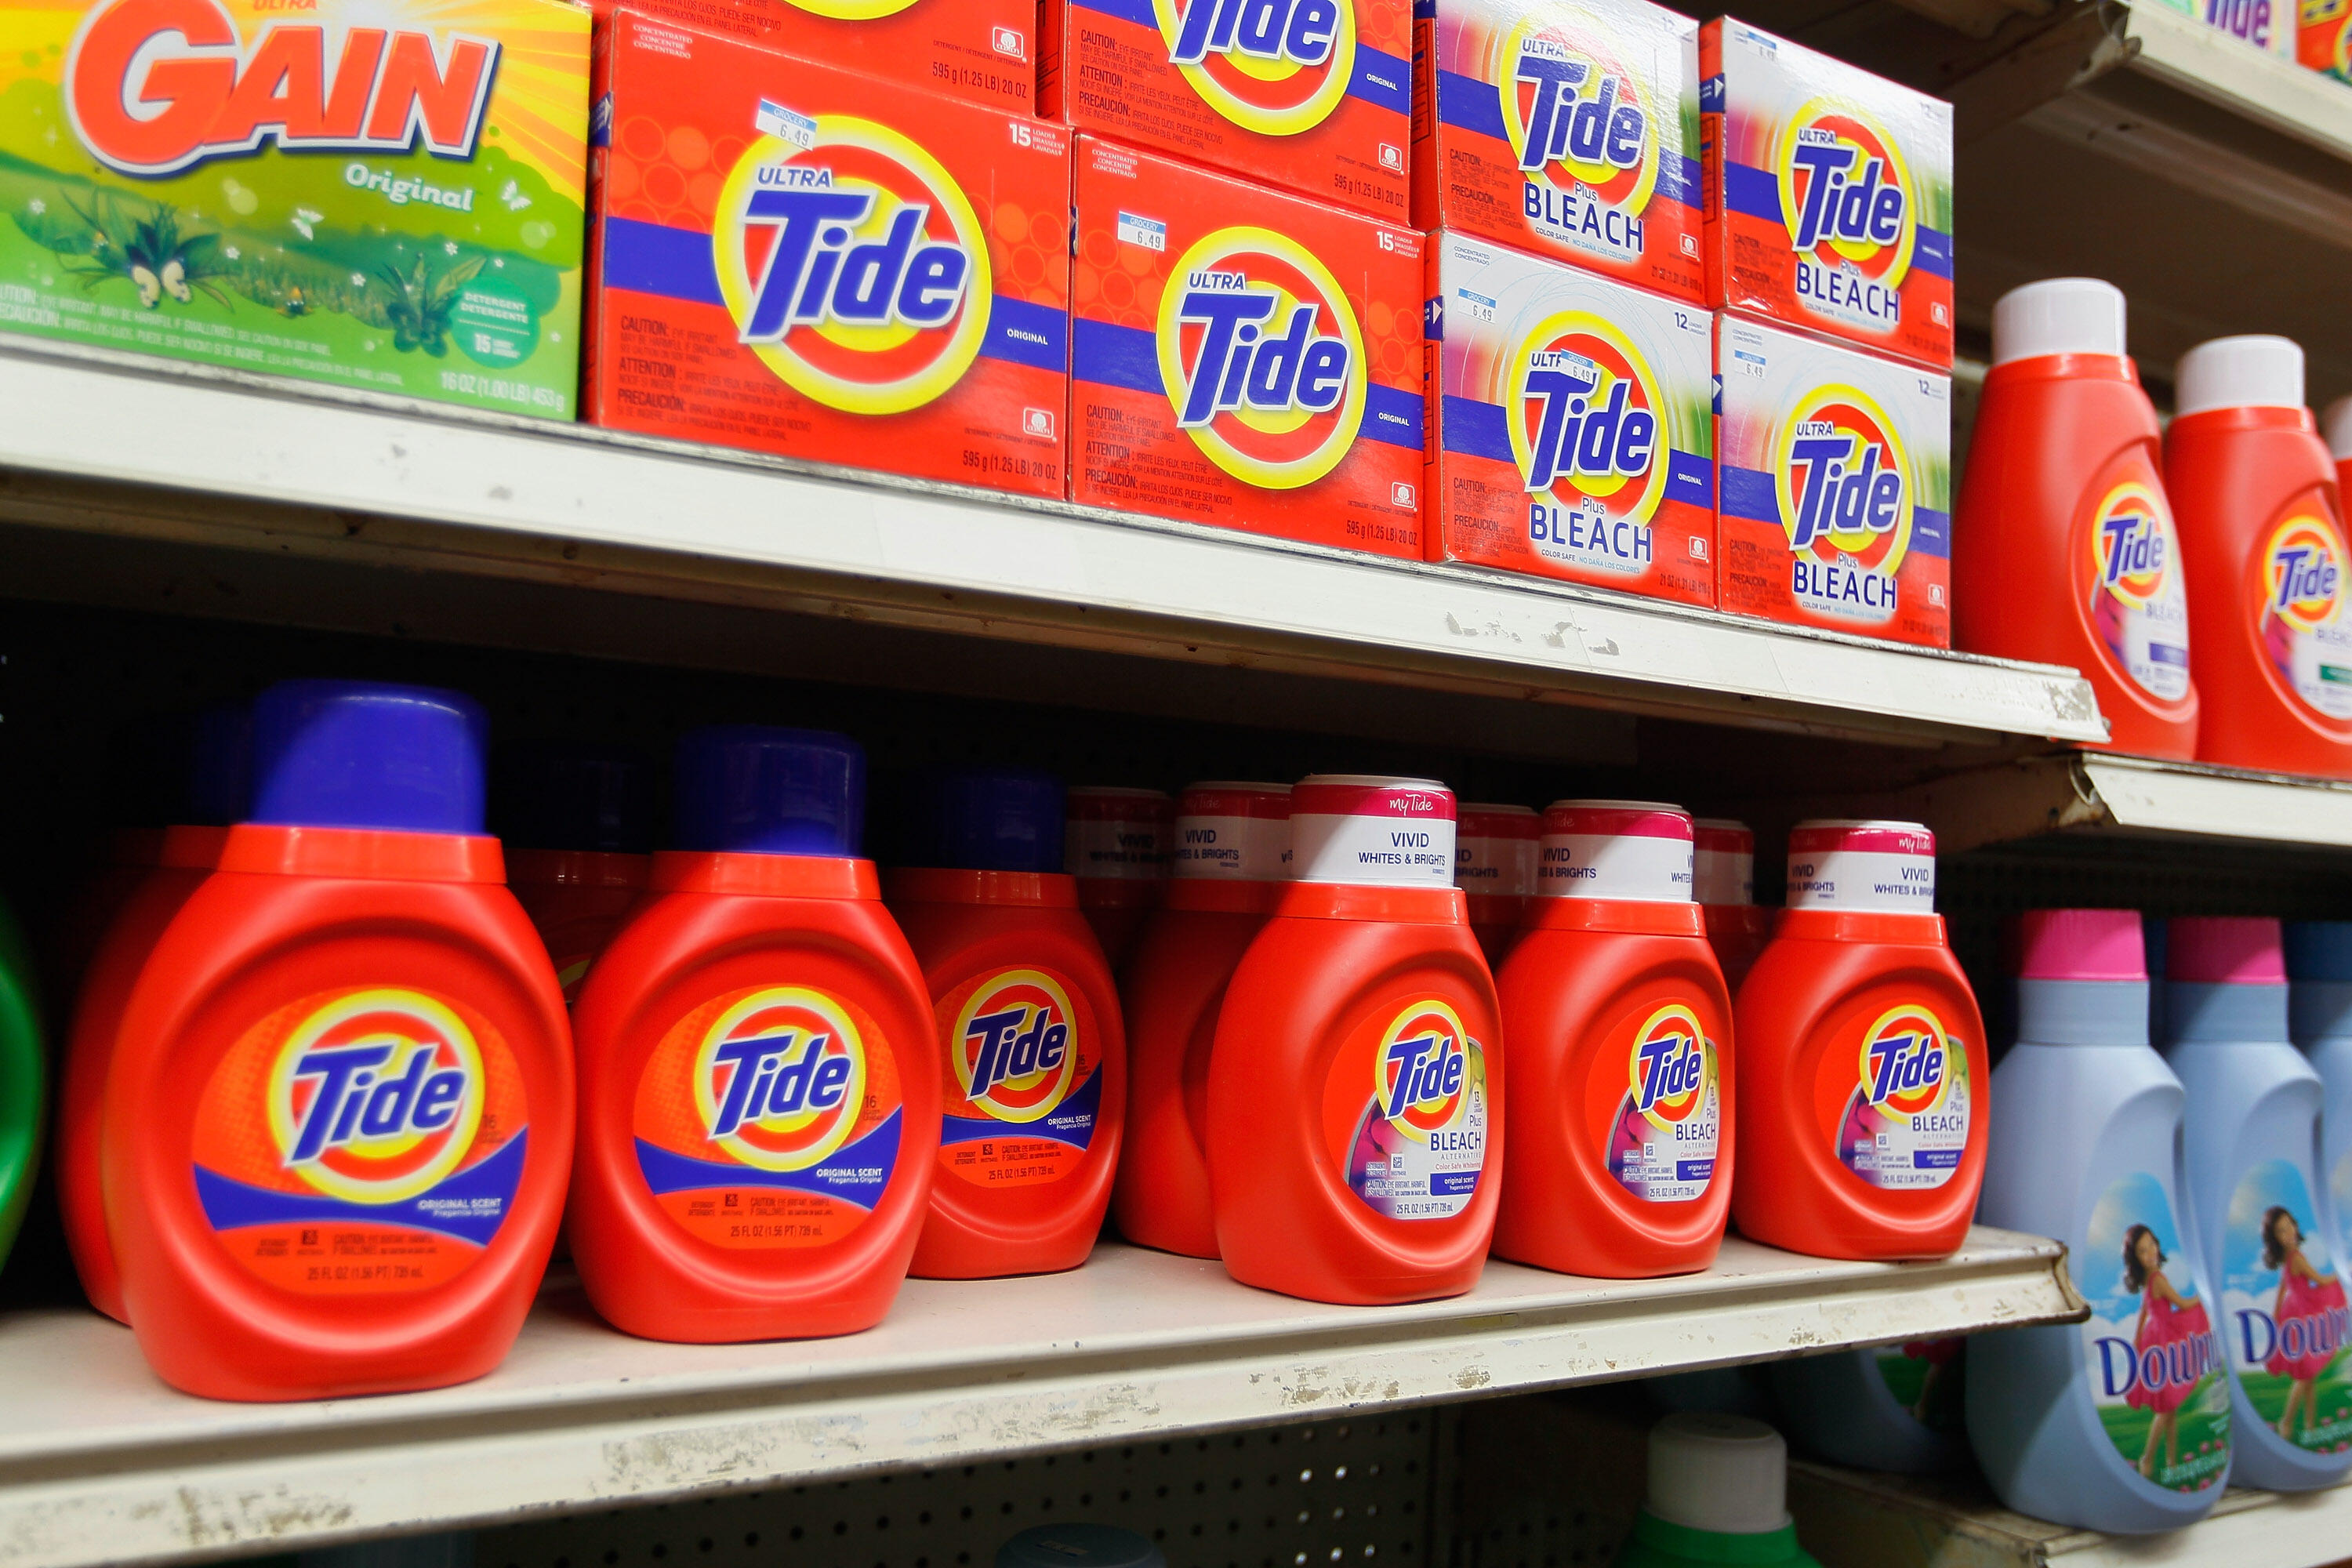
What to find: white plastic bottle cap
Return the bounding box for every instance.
[1990,279,2125,365]
[2175,335,2303,416]
[2323,396,2352,462]
[1644,1412,1789,1534]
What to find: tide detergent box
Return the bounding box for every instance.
[580,0,1036,111]
[1425,230,1713,604]
[1039,0,1411,219]
[2303,0,2351,79]
[1071,138,1425,557]
[1410,0,1702,303]
[1700,20,1954,372]
[2153,0,2294,56]
[584,13,1070,498]
[0,0,588,416]
[1715,313,1951,648]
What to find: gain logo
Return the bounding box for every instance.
[693,988,869,1173]
[267,989,484,1205]
[2092,482,2176,609]
[1508,312,1662,513]
[1777,102,1915,328]
[1155,0,1356,136]
[953,970,1081,1122]
[717,118,988,416]
[1857,1007,1951,1119]
[1627,1005,1708,1129]
[1160,227,1366,489]
[1503,24,1657,258]
[2263,515,2347,632]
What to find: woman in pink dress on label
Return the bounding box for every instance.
[2125,1222,2211,1479]
[2261,1206,2347,1442]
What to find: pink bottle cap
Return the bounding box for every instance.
[2166,916,2287,984]
[2013,909,2144,981]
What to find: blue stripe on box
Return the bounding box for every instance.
[1657,154,1700,209]
[1074,0,1157,27]
[1721,463,1780,524]
[1442,395,1514,463]
[1073,317,1163,394]
[1911,506,1951,559]
[1666,450,1713,509]
[1360,383,1424,451]
[1725,162,1780,223]
[604,216,722,307]
[985,296,1069,371]
[1352,46,1411,115]
[1438,68,1509,141]
[1914,227,1953,280]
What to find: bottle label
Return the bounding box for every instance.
[1173,815,1292,881]
[2219,1158,2352,1454]
[1878,1340,1965,1435]
[1065,817,1171,880]
[2254,509,2352,720]
[1591,1000,1720,1203]
[936,965,1102,1188]
[1827,1002,1969,1189]
[1455,833,1537,899]
[2085,477,2191,702]
[2080,1171,2230,1491]
[192,986,529,1294]
[1325,996,1490,1221]
[633,985,902,1248]
[1537,830,1693,902]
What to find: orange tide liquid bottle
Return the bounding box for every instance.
[1696,819,1772,993]
[1494,802,1732,1278]
[1207,776,1501,1304]
[568,728,939,1341]
[1455,804,1539,967]
[1112,781,1292,1258]
[104,681,573,1400]
[503,746,655,1004]
[60,702,250,1325]
[2168,334,2352,778]
[891,770,1125,1278]
[1733,820,1986,1261]
[1064,787,1174,971]
[1953,279,2198,760]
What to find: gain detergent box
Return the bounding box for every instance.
[1410,0,1702,303]
[1039,0,1411,219]
[1700,19,1954,372]
[583,13,1070,497]
[2303,0,2351,80]
[1424,229,1713,604]
[580,0,1035,111]
[0,0,589,415]
[1715,312,1951,648]
[1071,137,1425,557]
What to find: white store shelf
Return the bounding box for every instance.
[0,1229,2082,1568]
[2120,1,2352,168]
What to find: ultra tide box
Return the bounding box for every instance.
[1700,19,1954,372]
[1411,0,1703,304]
[1715,313,1951,648]
[2303,0,2351,79]
[1070,137,1424,557]
[581,0,1036,111]
[584,13,1070,497]
[0,0,588,416]
[1039,0,1411,219]
[1424,230,1713,604]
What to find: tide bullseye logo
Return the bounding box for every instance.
[1371,1001,1472,1140]
[1159,227,1366,489]
[1627,1004,1708,1130]
[1501,24,1657,216]
[2263,515,2348,633]
[1154,0,1357,136]
[267,989,484,1205]
[953,971,1081,1123]
[692,988,869,1172]
[715,118,989,416]
[1507,310,1663,517]
[1776,383,1911,569]
[2092,482,2176,609]
[1857,1006,1951,1120]
[1777,102,1915,294]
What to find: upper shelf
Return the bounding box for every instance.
[0,342,2103,749]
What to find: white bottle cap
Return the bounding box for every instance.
[1645,1413,1789,1534]
[2175,335,2303,416]
[2323,396,2352,462]
[1990,279,2125,365]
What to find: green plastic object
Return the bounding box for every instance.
[1612,1512,1822,1568]
[0,894,46,1276]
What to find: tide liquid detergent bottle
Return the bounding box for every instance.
[60,702,251,1324]
[1769,1341,1967,1475]
[2287,922,2352,1255]
[1207,776,1501,1303]
[1112,782,1292,1259]
[103,681,573,1400]
[1064,787,1174,971]
[1455,804,1539,966]
[45,720,203,1007]
[0,894,42,1279]
[568,728,938,1342]
[2163,916,2352,1488]
[1968,908,2229,1529]
[1732,821,1985,1260]
[889,770,1125,1278]
[1954,280,2198,760]
[2167,336,2352,778]
[1494,801,1732,1278]
[1613,1414,1822,1568]
[503,747,654,1005]
[2327,396,2352,496]
[1694,819,1770,993]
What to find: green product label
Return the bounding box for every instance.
[2220,1159,2352,1454]
[2082,1172,2231,1492]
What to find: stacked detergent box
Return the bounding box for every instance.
[1703,19,1956,649]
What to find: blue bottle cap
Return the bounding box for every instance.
[931,768,1064,873]
[996,1526,1164,1568]
[187,702,252,827]
[673,726,864,855]
[2286,921,2352,982]
[249,681,488,834]
[508,745,655,854]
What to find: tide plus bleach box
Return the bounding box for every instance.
[1425,231,1713,604]
[584,13,1070,498]
[1039,0,1411,219]
[581,0,1036,111]
[1411,0,1703,303]
[1715,313,1951,648]
[2303,0,2352,80]
[1700,20,1954,372]
[1071,138,1425,557]
[0,0,588,416]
